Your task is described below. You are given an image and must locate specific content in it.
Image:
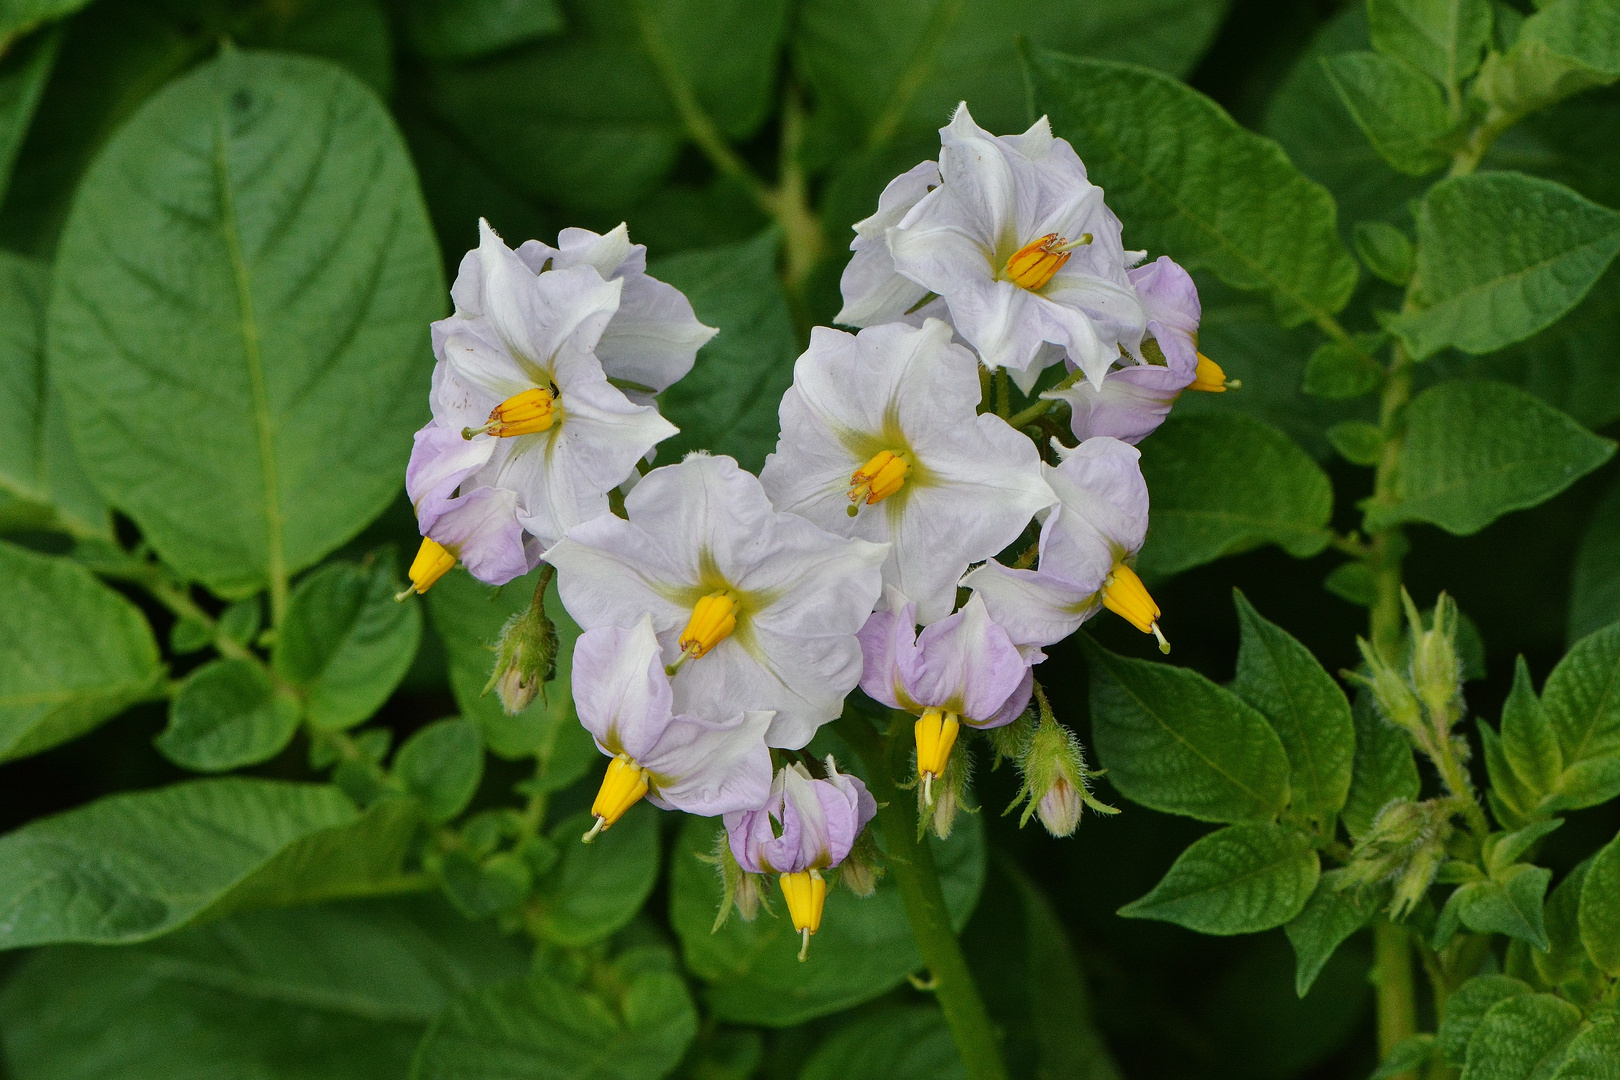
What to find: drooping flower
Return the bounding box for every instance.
[545,453,888,749]
[725,758,877,960]
[1042,256,1231,444]
[511,224,717,402]
[858,588,1033,803]
[841,103,1147,392]
[572,615,773,842]
[403,219,680,588]
[962,436,1168,652]
[759,319,1053,625]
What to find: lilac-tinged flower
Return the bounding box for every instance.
[867,104,1147,392]
[1043,256,1230,444]
[963,436,1167,652]
[759,319,1053,625]
[512,224,717,401]
[574,616,772,842]
[725,758,877,960]
[835,161,947,328]
[545,453,887,749]
[859,588,1034,802]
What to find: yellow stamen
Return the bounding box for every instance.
[463,387,556,439]
[848,450,909,510]
[914,708,961,806]
[676,591,738,662]
[780,869,827,962]
[1188,353,1235,393]
[1002,232,1092,291]
[1101,563,1170,654]
[584,754,649,841]
[396,538,455,601]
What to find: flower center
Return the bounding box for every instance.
[396,537,455,601]
[583,754,649,842]
[779,869,827,962]
[914,707,961,806]
[1101,563,1170,654]
[1187,353,1237,393]
[847,450,909,514]
[676,591,739,662]
[462,387,557,439]
[1002,232,1092,291]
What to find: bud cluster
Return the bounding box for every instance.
[1341,797,1456,918]
[1345,590,1465,761]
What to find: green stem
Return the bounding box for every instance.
[142,575,257,664]
[994,369,1010,420]
[838,713,1008,1080]
[1373,920,1419,1076]
[1005,398,1054,431]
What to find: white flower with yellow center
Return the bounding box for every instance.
[545,453,888,749]
[759,319,1054,625]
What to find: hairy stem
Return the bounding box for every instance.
[837,713,1008,1080]
[1373,920,1419,1073]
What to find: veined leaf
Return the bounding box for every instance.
[801,1008,964,1080]
[1119,822,1320,934]
[1367,0,1493,88]
[1579,831,1620,975]
[1543,621,1620,810]
[1321,51,1455,176]
[1461,993,1582,1080]
[156,657,303,772]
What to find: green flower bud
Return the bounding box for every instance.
[702,826,770,930]
[1345,636,1426,742]
[1342,798,1454,918]
[920,739,974,840]
[1407,590,1462,731]
[484,571,559,717]
[1006,687,1117,837]
[838,826,884,897]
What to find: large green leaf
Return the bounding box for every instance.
[1321,51,1455,176]
[1364,380,1615,536]
[1393,173,1620,360]
[274,558,422,731]
[1552,1020,1620,1080]
[1120,823,1320,935]
[1025,48,1358,327]
[0,898,526,1080]
[801,1008,964,1080]
[393,717,484,824]
[0,25,59,206]
[1542,621,1620,810]
[410,948,697,1080]
[0,0,88,50]
[1461,993,1582,1080]
[423,566,591,779]
[1231,591,1356,825]
[1083,637,1293,824]
[0,541,162,765]
[1579,831,1620,975]
[529,807,660,947]
[1136,414,1334,579]
[49,47,442,599]
[1475,0,1620,122]
[0,779,419,949]
[1570,475,1620,643]
[651,231,796,472]
[670,813,984,1027]
[156,657,303,772]
[793,0,1226,157]
[1438,975,1534,1067]
[1367,0,1493,88]
[1285,868,1381,997]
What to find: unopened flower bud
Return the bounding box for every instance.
[838,826,884,897]
[1008,711,1114,837]
[484,569,559,716]
[704,827,770,931]
[920,739,973,840]
[1037,774,1083,837]
[1406,590,1462,730]
[1345,637,1425,740]
[1342,797,1454,918]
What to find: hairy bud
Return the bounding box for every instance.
[1342,798,1454,918]
[1008,699,1117,837]
[985,709,1034,770]
[703,827,770,931]
[838,826,884,897]
[1406,590,1462,732]
[920,740,973,840]
[484,569,559,716]
[1345,636,1426,743]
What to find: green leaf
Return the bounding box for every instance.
[0,252,107,537]
[1543,621,1620,810]
[1456,863,1553,949]
[1579,831,1620,974]
[404,0,564,60]
[1025,48,1358,326]
[795,0,1227,155]
[1230,591,1356,824]
[1083,637,1292,824]
[1324,560,1378,607]
[411,948,698,1080]
[1475,0,1620,121]
[1439,975,1534,1067]
[1499,656,1566,811]
[0,0,88,47]
[1374,1034,1440,1080]
[156,658,303,772]
[1354,220,1416,286]
[1322,52,1456,175]
[1303,335,1385,399]
[1365,380,1615,536]
[1135,414,1334,578]
[1392,174,1620,360]
[670,813,985,1026]
[1461,993,1582,1080]
[1120,823,1320,934]
[274,559,422,731]
[0,540,162,764]
[239,0,395,99]
[0,25,60,208]
[1570,475,1620,643]
[0,898,527,1080]
[651,230,795,472]
[1368,0,1493,87]
[801,1008,964,1080]
[393,717,484,824]
[1487,820,1565,875]
[48,47,442,599]
[1342,690,1421,839]
[529,806,660,946]
[1285,869,1380,997]
[1328,420,1386,466]
[1552,1020,1620,1080]
[1534,858,1603,991]
[0,778,419,949]
[424,566,591,780]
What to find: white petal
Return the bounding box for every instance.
[570,617,674,761]
[836,160,941,327]
[961,560,1099,649]
[427,486,534,586]
[644,710,774,816]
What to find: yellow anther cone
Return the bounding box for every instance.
[914,708,961,805]
[1189,353,1233,393]
[398,538,455,600]
[1101,564,1170,654]
[1003,232,1091,291]
[780,869,827,961]
[464,387,556,439]
[677,592,738,660]
[849,450,909,506]
[584,755,649,842]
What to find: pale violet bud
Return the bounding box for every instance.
[921,740,973,841]
[1406,590,1462,729]
[1037,774,1084,838]
[1009,709,1114,838]
[483,569,559,716]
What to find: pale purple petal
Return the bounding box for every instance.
[643,709,773,816]
[960,560,1102,650]
[1128,255,1202,371]
[908,593,1028,723]
[569,617,674,761]
[857,588,920,709]
[1046,362,1191,445]
[426,485,533,587]
[406,420,495,534]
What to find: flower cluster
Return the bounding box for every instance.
[399,102,1231,959]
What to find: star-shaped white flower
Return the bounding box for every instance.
[545,453,888,749]
[759,319,1054,625]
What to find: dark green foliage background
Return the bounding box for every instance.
[1,2,1618,1079]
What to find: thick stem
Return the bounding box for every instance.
[1368,350,1413,662]
[838,714,1008,1080]
[1373,920,1419,1076]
